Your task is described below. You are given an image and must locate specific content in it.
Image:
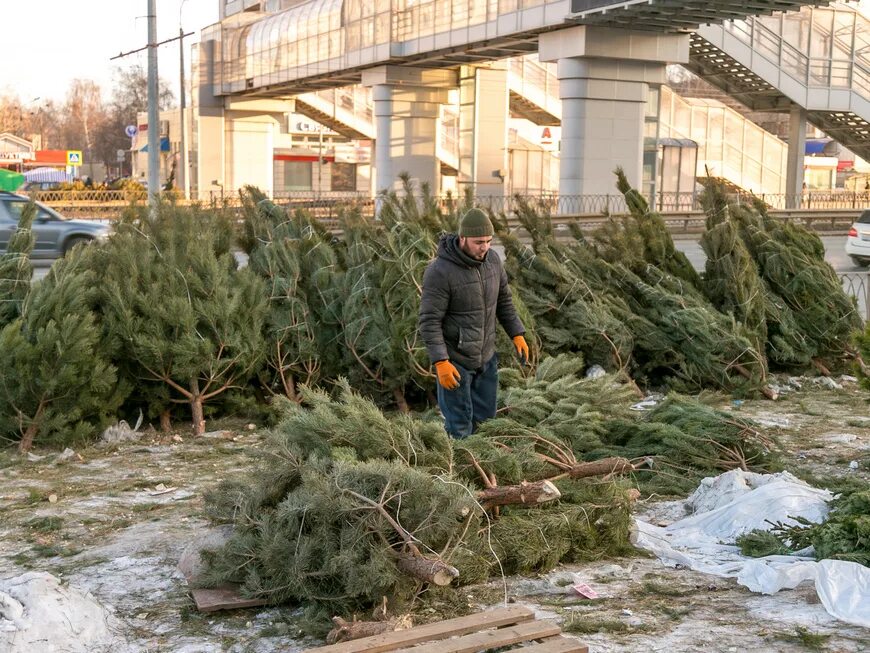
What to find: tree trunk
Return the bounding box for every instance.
[733,364,776,399]
[281,368,298,403]
[393,387,410,413]
[563,457,635,479]
[476,479,561,510]
[287,374,298,403]
[18,401,46,453]
[160,410,172,433]
[190,397,205,435]
[190,378,205,435]
[847,348,870,377]
[326,617,398,645]
[395,551,458,586]
[811,358,832,377]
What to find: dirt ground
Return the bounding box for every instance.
[0,376,868,653]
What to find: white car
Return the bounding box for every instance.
[845,210,870,268]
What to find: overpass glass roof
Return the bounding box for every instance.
[215,0,835,95]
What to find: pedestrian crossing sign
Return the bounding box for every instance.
[66,150,83,166]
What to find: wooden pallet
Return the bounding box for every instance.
[302,606,587,653]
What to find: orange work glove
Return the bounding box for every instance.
[513,335,529,364]
[435,360,461,390]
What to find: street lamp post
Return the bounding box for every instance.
[147,0,160,216]
[179,0,190,200]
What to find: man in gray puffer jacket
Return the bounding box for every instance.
[419,208,528,438]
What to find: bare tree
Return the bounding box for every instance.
[92,65,176,174]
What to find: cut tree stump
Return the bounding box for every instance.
[301,606,588,653]
[327,616,406,644]
[477,480,561,509]
[395,551,459,586]
[563,457,634,479]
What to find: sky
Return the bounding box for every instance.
[4,0,870,107]
[0,0,220,105]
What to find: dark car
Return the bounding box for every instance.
[0,192,112,260]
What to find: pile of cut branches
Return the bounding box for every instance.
[199,355,783,630]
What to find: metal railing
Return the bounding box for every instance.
[311,86,374,126]
[20,189,869,231]
[508,56,560,110]
[725,10,870,96]
[24,188,870,213]
[841,272,870,321]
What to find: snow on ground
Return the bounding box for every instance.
[0,379,867,652]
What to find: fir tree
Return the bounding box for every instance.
[498,217,633,369]
[0,202,35,326]
[201,379,635,627]
[375,212,440,407]
[600,394,781,495]
[857,319,870,391]
[102,205,267,434]
[337,209,398,402]
[238,185,289,255]
[733,200,862,370]
[245,199,341,401]
[594,168,701,288]
[609,264,766,393]
[377,173,456,238]
[0,248,128,451]
[699,182,768,364]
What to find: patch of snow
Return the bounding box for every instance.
[752,413,791,429]
[0,572,131,653]
[820,432,859,444]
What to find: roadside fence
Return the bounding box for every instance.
[841,272,870,322]
[20,189,867,234]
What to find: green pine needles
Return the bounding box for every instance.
[0,247,128,451]
[0,201,35,326]
[101,203,267,435]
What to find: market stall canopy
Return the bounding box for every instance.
[23,167,72,184]
[0,168,24,192]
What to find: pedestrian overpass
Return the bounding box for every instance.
[197,0,830,201]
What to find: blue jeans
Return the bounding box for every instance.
[437,354,498,438]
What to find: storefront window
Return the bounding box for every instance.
[331,162,357,191]
[275,159,313,192]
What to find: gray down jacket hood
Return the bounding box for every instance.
[418,234,524,370]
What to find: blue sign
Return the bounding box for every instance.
[125,125,138,138]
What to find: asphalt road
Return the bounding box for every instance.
[673,234,860,273]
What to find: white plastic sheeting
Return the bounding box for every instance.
[633,469,870,628]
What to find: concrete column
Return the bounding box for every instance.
[197,110,225,199]
[786,104,807,209]
[362,66,456,196]
[459,63,509,198]
[195,39,225,199]
[225,117,275,197]
[371,85,396,194]
[223,100,291,197]
[539,26,688,212]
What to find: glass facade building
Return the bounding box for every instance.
[189,1,870,202]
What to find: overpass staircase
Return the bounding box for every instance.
[687,2,870,161]
[295,88,375,141]
[290,56,563,176]
[508,57,561,126]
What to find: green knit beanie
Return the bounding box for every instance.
[459,208,494,237]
